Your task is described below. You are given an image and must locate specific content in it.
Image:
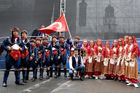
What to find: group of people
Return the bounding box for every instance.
[0,27,139,88]
[79,36,139,88]
[0,27,70,87]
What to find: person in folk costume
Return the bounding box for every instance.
[59,35,68,77]
[94,39,103,79]
[30,38,40,81]
[19,30,30,83]
[2,27,24,87]
[109,40,118,80]
[29,39,37,81]
[123,35,130,83]
[82,40,93,78]
[115,38,125,81]
[81,39,88,77]
[35,38,44,80]
[126,36,139,88]
[69,48,85,81]
[26,39,35,80]
[66,38,73,57]
[89,40,96,77]
[50,35,60,78]
[42,37,51,79]
[102,41,111,79]
[85,40,95,78]
[74,36,82,55]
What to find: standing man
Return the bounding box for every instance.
[74,36,82,55]
[42,37,51,79]
[50,35,60,78]
[2,27,23,87]
[36,38,44,80]
[59,36,68,77]
[20,30,30,83]
[29,39,37,81]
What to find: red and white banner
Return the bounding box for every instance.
[39,13,69,34]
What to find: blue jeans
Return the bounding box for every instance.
[69,65,85,77]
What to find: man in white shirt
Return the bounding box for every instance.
[69,48,85,81]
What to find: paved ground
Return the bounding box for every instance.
[0,71,140,93]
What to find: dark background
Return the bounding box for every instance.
[0,0,140,39]
[0,0,60,37]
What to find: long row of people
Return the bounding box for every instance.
[78,36,139,88]
[0,27,139,88]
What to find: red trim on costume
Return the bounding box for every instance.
[21,49,29,59]
[10,50,21,61]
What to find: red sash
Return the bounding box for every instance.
[10,50,21,61]
[38,51,42,58]
[21,49,29,59]
[45,51,50,57]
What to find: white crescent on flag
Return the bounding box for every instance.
[49,22,63,31]
[39,13,69,34]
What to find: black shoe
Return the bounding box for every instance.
[31,78,36,82]
[23,80,27,83]
[70,74,73,80]
[64,75,67,78]
[50,75,52,77]
[39,77,43,80]
[80,76,84,81]
[26,77,29,80]
[70,77,73,80]
[46,76,50,79]
[54,75,58,78]
[15,82,24,85]
[2,82,7,87]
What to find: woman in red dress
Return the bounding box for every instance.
[115,38,125,81]
[94,39,103,79]
[126,36,139,88]
[109,40,118,79]
[102,41,111,79]
[123,36,130,83]
[81,40,89,77]
[85,40,95,78]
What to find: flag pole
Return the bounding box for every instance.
[59,0,63,37]
[63,12,74,47]
[60,0,74,47]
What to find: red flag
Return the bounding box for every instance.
[39,13,69,34]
